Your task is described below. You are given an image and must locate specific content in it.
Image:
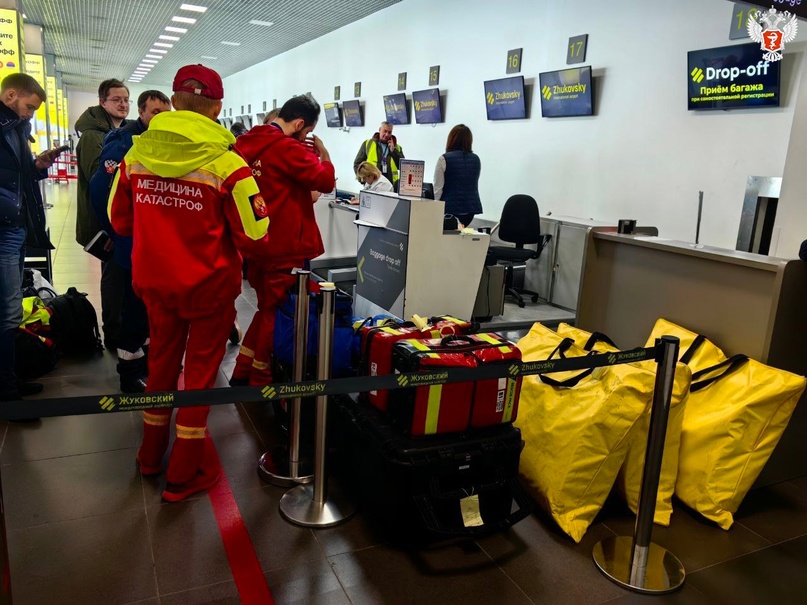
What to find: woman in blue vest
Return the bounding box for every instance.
[433,124,482,227]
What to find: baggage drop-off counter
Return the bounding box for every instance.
[353,191,489,320]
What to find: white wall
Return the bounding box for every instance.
[67,90,97,132]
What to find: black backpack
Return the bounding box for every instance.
[15,328,58,379]
[46,287,104,355]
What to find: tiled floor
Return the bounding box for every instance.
[2,182,805,604]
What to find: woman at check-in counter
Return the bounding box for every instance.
[349,161,394,203]
[433,124,482,227]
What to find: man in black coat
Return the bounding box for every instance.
[0,73,60,402]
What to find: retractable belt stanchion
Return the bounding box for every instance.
[279,283,357,528]
[592,336,685,594]
[258,269,314,487]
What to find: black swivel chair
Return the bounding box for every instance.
[488,195,552,308]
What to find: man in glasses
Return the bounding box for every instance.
[75,79,130,351]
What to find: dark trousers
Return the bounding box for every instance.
[0,226,25,395]
[119,268,148,355]
[101,260,126,346]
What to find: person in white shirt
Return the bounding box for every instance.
[350,161,394,203]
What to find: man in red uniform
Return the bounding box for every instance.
[230,95,336,386]
[109,65,269,501]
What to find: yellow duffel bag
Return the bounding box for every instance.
[557,323,691,526]
[645,318,726,370]
[516,323,652,542]
[675,354,806,530]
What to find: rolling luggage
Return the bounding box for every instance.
[360,316,477,413]
[390,333,522,437]
[332,395,532,541]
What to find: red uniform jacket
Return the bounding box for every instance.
[234,124,336,267]
[109,111,269,316]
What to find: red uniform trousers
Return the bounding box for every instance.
[137,302,237,487]
[232,263,299,386]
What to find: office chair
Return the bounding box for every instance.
[488,194,552,308]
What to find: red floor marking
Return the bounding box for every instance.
[207,445,274,605]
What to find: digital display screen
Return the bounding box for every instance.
[324,103,341,128]
[343,100,363,127]
[484,76,526,120]
[539,66,593,118]
[383,93,409,125]
[688,42,780,110]
[412,88,442,124]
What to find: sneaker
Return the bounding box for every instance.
[229,322,242,345]
[162,468,221,502]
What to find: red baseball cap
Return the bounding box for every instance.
[172,64,224,100]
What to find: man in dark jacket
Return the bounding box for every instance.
[0,73,60,402]
[353,121,404,190]
[230,95,335,386]
[76,78,129,350]
[89,90,170,393]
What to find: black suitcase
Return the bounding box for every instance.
[332,395,533,542]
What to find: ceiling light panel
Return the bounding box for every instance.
[180,3,208,12]
[171,16,196,24]
[154,42,173,48]
[201,55,217,60]
[159,35,180,41]
[145,54,162,59]
[221,41,240,46]
[20,0,403,91]
[149,49,168,54]
[249,20,274,27]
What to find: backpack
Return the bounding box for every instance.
[46,287,104,355]
[15,327,58,379]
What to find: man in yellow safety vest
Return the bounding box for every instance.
[353,121,404,190]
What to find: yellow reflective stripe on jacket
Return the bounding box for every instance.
[231,175,267,241]
[143,411,170,426]
[176,424,206,439]
[108,168,122,222]
[424,384,443,435]
[365,140,400,183]
[239,345,255,359]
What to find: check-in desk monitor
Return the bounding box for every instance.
[353,191,489,320]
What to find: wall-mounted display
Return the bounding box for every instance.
[687,42,780,110]
[324,102,341,127]
[412,88,443,124]
[484,76,526,120]
[343,100,364,127]
[539,66,593,118]
[383,93,409,125]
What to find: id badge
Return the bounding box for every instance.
[381,160,388,174]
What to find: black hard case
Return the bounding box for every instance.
[332,395,533,540]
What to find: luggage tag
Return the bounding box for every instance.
[460,490,484,528]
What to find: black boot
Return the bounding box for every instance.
[118,355,148,393]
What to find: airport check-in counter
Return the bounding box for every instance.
[577,232,807,485]
[312,194,360,281]
[353,191,490,320]
[522,215,658,311]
